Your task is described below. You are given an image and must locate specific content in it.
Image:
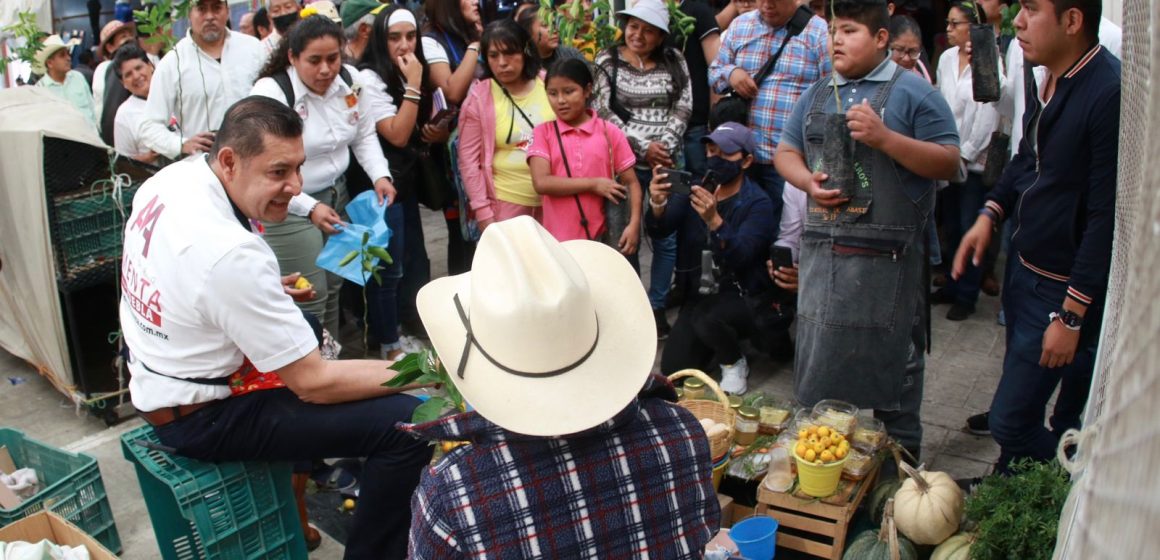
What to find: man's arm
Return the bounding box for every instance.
[708,190,776,271]
[275,351,407,405]
[139,54,185,159]
[708,28,740,94]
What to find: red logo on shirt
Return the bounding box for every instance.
[131,195,166,258]
[122,258,164,327]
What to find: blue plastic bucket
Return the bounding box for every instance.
[731,516,778,560]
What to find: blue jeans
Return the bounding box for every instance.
[397,195,431,333]
[636,167,677,310]
[365,203,406,351]
[683,124,709,179]
[747,163,784,239]
[155,389,433,559]
[990,260,1100,474]
[940,172,986,306]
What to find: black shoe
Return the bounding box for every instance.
[653,308,671,340]
[946,303,976,321]
[965,411,990,436]
[766,331,795,362]
[930,289,955,305]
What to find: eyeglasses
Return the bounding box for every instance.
[945,19,972,27]
[891,46,922,59]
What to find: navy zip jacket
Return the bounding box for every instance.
[646,176,776,296]
[983,44,1120,308]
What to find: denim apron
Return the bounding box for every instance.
[794,67,930,410]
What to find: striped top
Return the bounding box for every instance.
[592,48,693,169]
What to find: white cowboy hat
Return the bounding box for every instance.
[417,216,656,436]
[617,0,670,34]
[33,35,81,75]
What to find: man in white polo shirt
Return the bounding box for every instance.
[121,96,431,559]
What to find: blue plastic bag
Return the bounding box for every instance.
[316,191,392,286]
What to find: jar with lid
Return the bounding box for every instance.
[734,406,759,446]
[682,378,706,400]
[727,395,743,412]
[674,387,685,401]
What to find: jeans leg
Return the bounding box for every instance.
[365,204,405,352]
[155,390,433,559]
[875,322,926,453]
[943,173,985,306]
[637,167,676,309]
[683,124,709,179]
[397,196,430,331]
[660,303,714,374]
[747,164,785,239]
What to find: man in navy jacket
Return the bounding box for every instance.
[954,0,1120,474]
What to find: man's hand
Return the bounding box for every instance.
[649,166,672,211]
[952,215,994,280]
[805,171,848,207]
[374,177,397,206]
[645,142,674,169]
[592,178,628,203]
[690,186,723,230]
[309,203,345,234]
[729,67,758,99]
[618,220,640,255]
[281,272,317,302]
[768,260,800,292]
[847,99,892,150]
[1040,319,1081,368]
[181,131,216,155]
[133,150,161,165]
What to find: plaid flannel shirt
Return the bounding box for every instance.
[709,10,831,163]
[401,375,721,559]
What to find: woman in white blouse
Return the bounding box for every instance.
[251,14,396,338]
[934,0,1002,322]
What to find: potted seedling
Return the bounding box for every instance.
[967,1,1001,102]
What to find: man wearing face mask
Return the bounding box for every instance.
[140,0,265,161]
[647,123,777,395]
[263,0,302,56]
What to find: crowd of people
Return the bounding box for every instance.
[19,0,1122,556]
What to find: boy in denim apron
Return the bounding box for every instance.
[774,0,961,454]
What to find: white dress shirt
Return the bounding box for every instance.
[251,64,393,217]
[139,30,265,159]
[937,46,1001,172]
[114,95,150,158]
[357,69,398,123]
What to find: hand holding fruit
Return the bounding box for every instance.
[282,273,316,302]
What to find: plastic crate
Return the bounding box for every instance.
[0,428,121,554]
[120,425,307,560]
[50,186,138,279]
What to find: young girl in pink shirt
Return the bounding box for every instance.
[527,59,642,254]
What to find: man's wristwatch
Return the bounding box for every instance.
[1049,310,1083,331]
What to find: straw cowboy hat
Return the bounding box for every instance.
[33,35,81,75]
[417,216,656,436]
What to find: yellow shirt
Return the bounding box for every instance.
[491,79,553,207]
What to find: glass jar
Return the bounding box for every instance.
[682,378,706,400]
[758,401,793,435]
[728,395,743,412]
[734,406,759,446]
[674,387,684,401]
[813,399,859,436]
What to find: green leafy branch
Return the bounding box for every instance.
[1000,4,1021,38]
[964,459,1071,560]
[383,349,465,424]
[0,12,48,76]
[665,0,696,49]
[134,0,192,53]
[337,230,393,356]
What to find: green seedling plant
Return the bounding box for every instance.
[135,0,192,52]
[0,12,48,76]
[337,231,393,356]
[539,0,692,59]
[383,350,465,424]
[1000,3,1021,38]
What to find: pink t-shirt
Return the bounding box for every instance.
[526,111,636,242]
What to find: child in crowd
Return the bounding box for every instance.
[527,59,642,254]
[774,0,960,456]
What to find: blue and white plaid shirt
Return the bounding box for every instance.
[402,375,721,559]
[709,10,831,163]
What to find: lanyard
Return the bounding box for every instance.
[500,84,536,145]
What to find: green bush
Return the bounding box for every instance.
[965,459,1071,560]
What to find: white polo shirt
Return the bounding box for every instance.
[251,64,392,217]
[114,95,150,158]
[121,156,318,411]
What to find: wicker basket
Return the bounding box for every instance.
[669,369,736,461]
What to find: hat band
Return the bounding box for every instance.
[452,294,599,381]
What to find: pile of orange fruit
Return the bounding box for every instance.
[794,424,850,465]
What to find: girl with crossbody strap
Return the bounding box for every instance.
[527,59,642,254]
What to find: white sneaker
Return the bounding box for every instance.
[719,357,749,395]
[398,335,427,355]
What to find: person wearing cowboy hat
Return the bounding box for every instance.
[35,35,98,130]
[403,216,721,559]
[93,19,138,144]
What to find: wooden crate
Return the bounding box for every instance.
[754,462,881,560]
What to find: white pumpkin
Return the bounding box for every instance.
[930,533,974,560]
[892,463,964,545]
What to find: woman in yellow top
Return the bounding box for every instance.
[457,19,553,231]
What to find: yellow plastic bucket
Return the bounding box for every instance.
[792,449,848,497]
[712,456,729,491]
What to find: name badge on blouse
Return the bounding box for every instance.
[295,102,308,120]
[348,110,360,125]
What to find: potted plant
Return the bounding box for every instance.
[967,1,1001,102]
[822,1,857,199]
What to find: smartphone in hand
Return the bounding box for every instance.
[658,167,694,196]
[769,244,794,270]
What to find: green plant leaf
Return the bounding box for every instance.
[361,230,370,244]
[383,353,426,387]
[338,250,360,266]
[412,397,451,423]
[367,246,393,264]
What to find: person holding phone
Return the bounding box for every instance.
[649,123,776,395]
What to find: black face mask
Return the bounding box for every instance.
[273,12,299,35]
[705,155,745,187]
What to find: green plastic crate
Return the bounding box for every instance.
[120,425,307,560]
[0,428,121,554]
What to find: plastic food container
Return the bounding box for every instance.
[813,399,859,436]
[788,409,813,438]
[842,443,876,481]
[852,416,887,451]
[758,402,793,435]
